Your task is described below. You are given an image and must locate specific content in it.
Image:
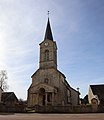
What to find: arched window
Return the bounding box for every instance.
[44,50,49,61]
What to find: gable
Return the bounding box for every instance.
[90,84,104,103]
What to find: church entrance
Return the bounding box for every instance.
[39,88,53,106]
[39,88,46,106]
[42,95,45,105]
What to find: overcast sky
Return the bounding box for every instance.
[0,0,104,100]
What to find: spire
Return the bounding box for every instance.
[44,17,53,41]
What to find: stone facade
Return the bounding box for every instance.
[27,18,79,108]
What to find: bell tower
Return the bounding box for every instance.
[39,18,57,69]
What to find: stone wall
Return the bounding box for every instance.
[0,103,26,113]
[0,103,104,113]
[33,105,104,113]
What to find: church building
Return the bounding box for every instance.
[27,17,79,107]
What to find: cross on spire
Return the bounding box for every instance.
[44,11,53,41]
[47,11,50,18]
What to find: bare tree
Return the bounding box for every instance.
[0,70,8,91]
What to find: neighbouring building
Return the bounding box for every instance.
[88,84,104,105]
[27,17,79,108]
[80,95,89,105]
[1,92,18,107]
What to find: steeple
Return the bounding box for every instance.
[44,18,53,41]
[39,14,57,69]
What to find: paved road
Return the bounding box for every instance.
[0,113,104,120]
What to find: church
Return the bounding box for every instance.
[27,17,79,107]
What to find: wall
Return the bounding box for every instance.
[0,103,26,113]
[33,105,96,113]
[70,87,79,105]
[88,86,93,103]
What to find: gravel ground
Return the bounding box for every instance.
[0,113,104,120]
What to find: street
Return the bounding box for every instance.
[0,113,104,120]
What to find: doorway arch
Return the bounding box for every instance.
[39,88,45,105]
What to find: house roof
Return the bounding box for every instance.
[90,84,104,103]
[1,92,18,102]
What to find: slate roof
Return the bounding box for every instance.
[44,18,53,41]
[1,92,18,102]
[90,84,104,104]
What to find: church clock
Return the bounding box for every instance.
[44,42,49,46]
